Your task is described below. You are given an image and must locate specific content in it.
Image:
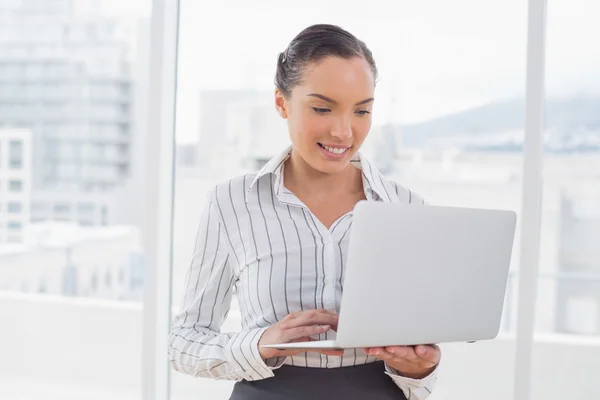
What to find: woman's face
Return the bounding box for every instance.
[275,56,375,175]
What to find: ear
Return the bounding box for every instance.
[274,89,288,119]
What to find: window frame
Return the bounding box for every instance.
[145,1,549,399]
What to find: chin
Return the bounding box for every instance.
[311,156,352,175]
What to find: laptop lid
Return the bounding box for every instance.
[335,201,517,347]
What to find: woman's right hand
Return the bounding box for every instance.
[258,309,345,360]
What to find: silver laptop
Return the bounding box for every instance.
[261,201,517,350]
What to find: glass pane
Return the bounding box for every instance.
[532,1,600,398]
[0,1,151,398]
[172,1,525,399]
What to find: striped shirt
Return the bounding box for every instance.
[169,146,438,399]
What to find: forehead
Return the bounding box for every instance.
[296,56,375,101]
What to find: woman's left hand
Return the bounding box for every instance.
[362,345,441,380]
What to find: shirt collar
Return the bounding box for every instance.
[245,145,396,203]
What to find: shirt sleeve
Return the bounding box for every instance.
[384,363,439,399]
[168,188,283,381]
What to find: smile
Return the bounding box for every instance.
[317,143,350,155]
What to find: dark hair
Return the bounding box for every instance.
[275,24,378,98]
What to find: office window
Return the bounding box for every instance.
[171,1,528,399]
[531,1,600,398]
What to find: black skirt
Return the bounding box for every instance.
[229,361,408,400]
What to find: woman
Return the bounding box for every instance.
[169,24,441,400]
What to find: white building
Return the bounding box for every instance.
[0,222,144,300]
[197,90,289,173]
[0,128,32,244]
[555,188,600,335]
[0,0,142,227]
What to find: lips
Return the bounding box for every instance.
[317,143,350,154]
[317,143,351,160]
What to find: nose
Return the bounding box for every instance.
[330,116,353,140]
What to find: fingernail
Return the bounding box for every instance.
[321,325,330,330]
[417,346,427,355]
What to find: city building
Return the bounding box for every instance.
[0,128,32,244]
[197,90,289,173]
[0,222,144,301]
[556,188,600,335]
[0,0,139,226]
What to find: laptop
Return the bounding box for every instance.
[261,201,517,350]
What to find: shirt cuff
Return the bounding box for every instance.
[226,327,278,381]
[264,355,289,370]
[384,362,438,398]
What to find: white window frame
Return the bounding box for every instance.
[143,1,549,399]
[143,0,180,399]
[514,0,548,399]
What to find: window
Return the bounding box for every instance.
[7,202,22,213]
[172,1,527,399]
[7,221,22,231]
[78,203,95,215]
[1,3,152,395]
[532,0,600,396]
[90,271,98,292]
[7,236,21,243]
[53,203,71,214]
[118,267,125,284]
[104,270,112,288]
[8,180,23,192]
[9,140,23,169]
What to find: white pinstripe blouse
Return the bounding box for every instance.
[169,147,438,399]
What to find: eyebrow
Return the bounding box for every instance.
[307,93,375,106]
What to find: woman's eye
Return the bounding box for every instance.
[312,107,331,114]
[355,110,371,116]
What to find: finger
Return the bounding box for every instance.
[415,345,441,365]
[285,311,339,329]
[384,346,410,358]
[386,346,419,362]
[320,309,339,317]
[366,347,385,357]
[285,324,331,341]
[368,347,395,361]
[276,349,305,357]
[319,349,345,356]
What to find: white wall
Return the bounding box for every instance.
[1,292,599,400]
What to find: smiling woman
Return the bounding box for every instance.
[274,26,377,175]
[276,55,375,172]
[170,0,550,398]
[168,24,436,400]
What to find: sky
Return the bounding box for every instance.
[101,0,600,143]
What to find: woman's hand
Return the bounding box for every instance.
[362,345,441,379]
[258,309,344,360]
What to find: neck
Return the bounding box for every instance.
[284,148,363,196]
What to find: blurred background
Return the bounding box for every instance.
[0,0,598,399]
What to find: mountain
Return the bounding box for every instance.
[400,97,600,151]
